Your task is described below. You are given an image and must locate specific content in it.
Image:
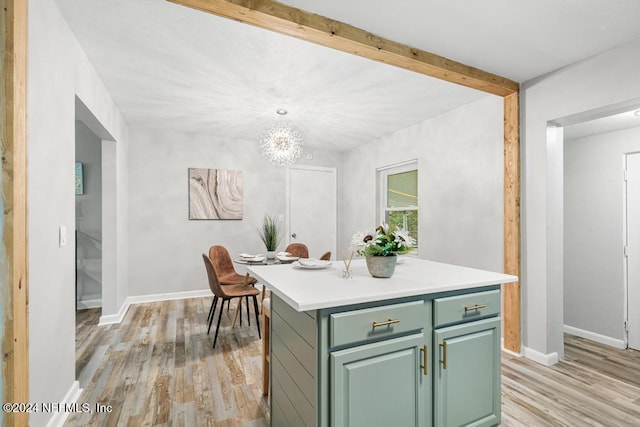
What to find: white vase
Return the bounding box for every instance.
[266,251,276,260]
[365,254,397,278]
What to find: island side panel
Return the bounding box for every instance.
[271,294,318,426]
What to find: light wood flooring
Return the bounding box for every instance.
[70,298,640,426]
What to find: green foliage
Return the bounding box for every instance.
[353,223,415,257]
[258,214,281,251]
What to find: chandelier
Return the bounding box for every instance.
[260,110,304,166]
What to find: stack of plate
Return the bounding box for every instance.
[238,253,266,263]
[277,252,299,263]
[295,258,332,270]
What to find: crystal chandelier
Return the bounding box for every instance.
[260,110,304,166]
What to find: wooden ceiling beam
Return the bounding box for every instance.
[168,0,519,96]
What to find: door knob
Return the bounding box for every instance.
[291,233,297,238]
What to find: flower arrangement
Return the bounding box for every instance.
[258,214,282,252]
[352,223,415,257]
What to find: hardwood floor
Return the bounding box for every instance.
[70,298,268,426]
[502,335,640,426]
[70,299,640,426]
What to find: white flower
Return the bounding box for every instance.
[393,229,415,248]
[351,228,375,248]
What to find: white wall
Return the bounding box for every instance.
[126,126,342,297]
[342,95,504,272]
[564,126,640,343]
[522,36,640,363]
[28,0,128,425]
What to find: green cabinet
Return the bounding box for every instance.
[269,286,501,427]
[331,333,429,427]
[434,317,501,427]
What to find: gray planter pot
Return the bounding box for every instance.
[365,254,398,278]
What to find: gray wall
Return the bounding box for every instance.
[564,126,640,341]
[127,126,342,297]
[522,37,640,362]
[342,95,504,272]
[75,120,103,305]
[28,0,129,424]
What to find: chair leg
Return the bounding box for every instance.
[213,299,225,348]
[232,297,242,328]
[246,296,251,326]
[208,295,217,323]
[207,296,219,335]
[252,295,261,339]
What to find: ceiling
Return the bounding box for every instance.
[564,108,640,140]
[56,0,640,151]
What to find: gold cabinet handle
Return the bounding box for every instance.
[372,318,400,328]
[420,345,428,375]
[439,342,447,369]
[464,304,487,313]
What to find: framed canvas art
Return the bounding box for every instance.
[188,168,243,220]
[75,162,84,195]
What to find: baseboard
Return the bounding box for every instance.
[45,381,82,427]
[522,346,559,366]
[99,299,130,325]
[564,324,626,349]
[99,289,211,325]
[125,289,211,306]
[77,298,102,310]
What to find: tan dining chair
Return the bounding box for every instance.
[285,243,309,258]
[202,254,261,348]
[319,251,331,261]
[208,245,258,325]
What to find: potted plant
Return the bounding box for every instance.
[258,214,282,259]
[352,223,415,278]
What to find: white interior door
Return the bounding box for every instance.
[627,152,640,350]
[287,166,337,260]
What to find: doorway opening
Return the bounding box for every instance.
[74,96,117,386]
[560,104,640,355]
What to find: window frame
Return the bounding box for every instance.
[377,159,418,253]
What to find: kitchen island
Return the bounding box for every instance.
[248,258,518,427]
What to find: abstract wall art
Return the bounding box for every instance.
[75,162,84,195]
[188,168,243,220]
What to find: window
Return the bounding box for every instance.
[378,160,418,250]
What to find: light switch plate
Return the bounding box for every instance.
[59,225,67,247]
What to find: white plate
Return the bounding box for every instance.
[277,255,299,263]
[240,255,266,262]
[294,260,332,270]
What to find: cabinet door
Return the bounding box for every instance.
[434,317,501,427]
[331,333,430,427]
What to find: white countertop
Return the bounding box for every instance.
[247,258,518,312]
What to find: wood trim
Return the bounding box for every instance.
[168,0,519,96]
[503,92,520,353]
[1,0,29,424]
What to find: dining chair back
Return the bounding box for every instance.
[209,245,258,286]
[285,243,309,258]
[319,251,331,261]
[202,254,261,348]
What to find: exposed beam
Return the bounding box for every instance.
[168,0,519,96]
[503,92,521,353]
[1,0,29,425]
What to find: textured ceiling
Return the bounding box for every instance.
[56,0,640,151]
